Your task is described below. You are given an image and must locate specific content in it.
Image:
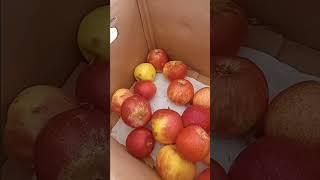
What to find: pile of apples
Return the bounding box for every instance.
[111,49,211,180]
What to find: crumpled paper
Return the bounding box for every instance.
[111,74,209,175]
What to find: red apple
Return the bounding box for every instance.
[167,79,194,105]
[213,56,268,137]
[126,127,155,159]
[176,125,210,162]
[193,87,210,109]
[34,107,107,180]
[196,168,210,180]
[133,80,157,100]
[111,88,133,115]
[151,109,183,144]
[121,95,152,128]
[182,106,210,133]
[163,61,188,81]
[75,61,108,112]
[147,49,169,72]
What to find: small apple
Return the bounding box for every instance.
[133,80,157,100]
[156,145,196,180]
[121,95,152,128]
[111,88,133,115]
[151,109,183,144]
[147,49,169,72]
[167,79,194,105]
[163,61,187,81]
[193,87,210,109]
[126,127,155,158]
[176,125,210,162]
[182,105,210,133]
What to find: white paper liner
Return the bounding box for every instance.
[111,74,209,175]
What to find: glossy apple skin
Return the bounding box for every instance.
[182,105,210,133]
[134,80,157,100]
[111,88,133,115]
[156,145,196,180]
[151,109,183,145]
[176,125,210,162]
[121,95,152,128]
[167,79,194,105]
[34,107,107,180]
[126,127,155,158]
[147,49,169,72]
[193,87,210,109]
[163,61,187,81]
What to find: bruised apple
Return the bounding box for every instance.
[111,88,133,115]
[176,125,210,162]
[167,79,194,105]
[156,145,196,180]
[182,106,210,133]
[133,80,157,100]
[147,49,169,72]
[126,127,155,158]
[151,109,183,144]
[213,56,268,137]
[34,107,107,180]
[163,61,187,81]
[193,87,210,108]
[196,168,210,180]
[121,95,152,128]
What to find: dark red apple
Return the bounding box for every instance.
[167,79,194,105]
[121,95,152,128]
[133,80,157,100]
[229,137,320,180]
[176,125,210,162]
[126,127,155,158]
[213,56,268,137]
[34,107,107,180]
[182,106,210,133]
[147,49,169,72]
[213,0,248,56]
[163,61,188,81]
[75,61,108,112]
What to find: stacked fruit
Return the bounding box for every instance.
[213,1,320,180]
[2,6,109,180]
[111,49,211,180]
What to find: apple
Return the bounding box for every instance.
[3,85,77,167]
[75,61,108,112]
[182,105,210,133]
[34,107,107,180]
[151,109,183,144]
[163,61,187,81]
[147,49,169,72]
[111,88,133,115]
[213,56,268,137]
[193,87,210,109]
[126,127,155,159]
[156,145,196,180]
[176,125,210,162]
[121,95,152,128]
[202,150,210,166]
[133,80,157,100]
[167,79,194,105]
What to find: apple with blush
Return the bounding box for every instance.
[147,49,169,72]
[133,80,157,100]
[167,79,194,105]
[163,61,187,81]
